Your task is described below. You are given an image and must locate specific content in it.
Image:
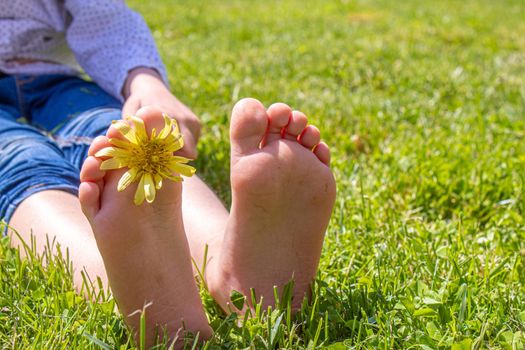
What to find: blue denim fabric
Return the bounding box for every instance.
[0,74,122,229]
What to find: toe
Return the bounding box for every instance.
[80,156,105,214]
[88,136,112,156]
[230,98,268,155]
[283,111,308,141]
[135,105,167,137]
[313,142,331,165]
[265,103,292,144]
[298,125,321,150]
[80,156,105,182]
[106,122,126,140]
[79,181,101,220]
[107,106,167,142]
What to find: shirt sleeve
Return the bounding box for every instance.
[64,0,168,101]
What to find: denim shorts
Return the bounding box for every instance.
[0,73,122,228]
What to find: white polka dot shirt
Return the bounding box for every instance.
[0,0,168,101]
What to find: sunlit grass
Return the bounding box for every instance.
[1,0,524,348]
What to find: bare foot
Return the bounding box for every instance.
[79,106,211,346]
[208,98,336,311]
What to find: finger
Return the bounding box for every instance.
[170,112,202,142]
[179,127,198,159]
[186,117,202,141]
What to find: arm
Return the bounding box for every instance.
[64,1,200,157]
[122,67,201,159]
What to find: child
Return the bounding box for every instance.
[1,0,336,347]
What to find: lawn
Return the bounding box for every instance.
[1,0,525,348]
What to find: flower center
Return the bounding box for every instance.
[130,140,170,175]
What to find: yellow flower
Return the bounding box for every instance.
[95,113,195,205]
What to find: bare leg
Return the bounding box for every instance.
[181,175,228,276]
[9,190,108,289]
[8,176,228,292]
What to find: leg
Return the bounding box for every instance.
[11,153,221,300]
[207,98,336,311]
[0,114,107,288]
[181,175,228,275]
[79,107,211,346]
[9,191,108,288]
[8,75,123,289]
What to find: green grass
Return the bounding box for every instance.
[2,0,525,348]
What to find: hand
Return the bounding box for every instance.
[121,67,201,159]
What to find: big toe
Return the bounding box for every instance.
[107,105,166,140]
[135,105,167,136]
[230,98,268,156]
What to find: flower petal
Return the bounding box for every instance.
[171,155,192,164]
[169,161,196,177]
[143,173,156,203]
[108,138,135,149]
[95,146,117,158]
[165,134,185,152]
[112,120,138,144]
[157,114,173,139]
[95,146,131,159]
[170,118,181,137]
[117,168,139,192]
[134,175,146,205]
[129,116,148,143]
[153,173,163,190]
[100,157,126,170]
[162,172,184,183]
